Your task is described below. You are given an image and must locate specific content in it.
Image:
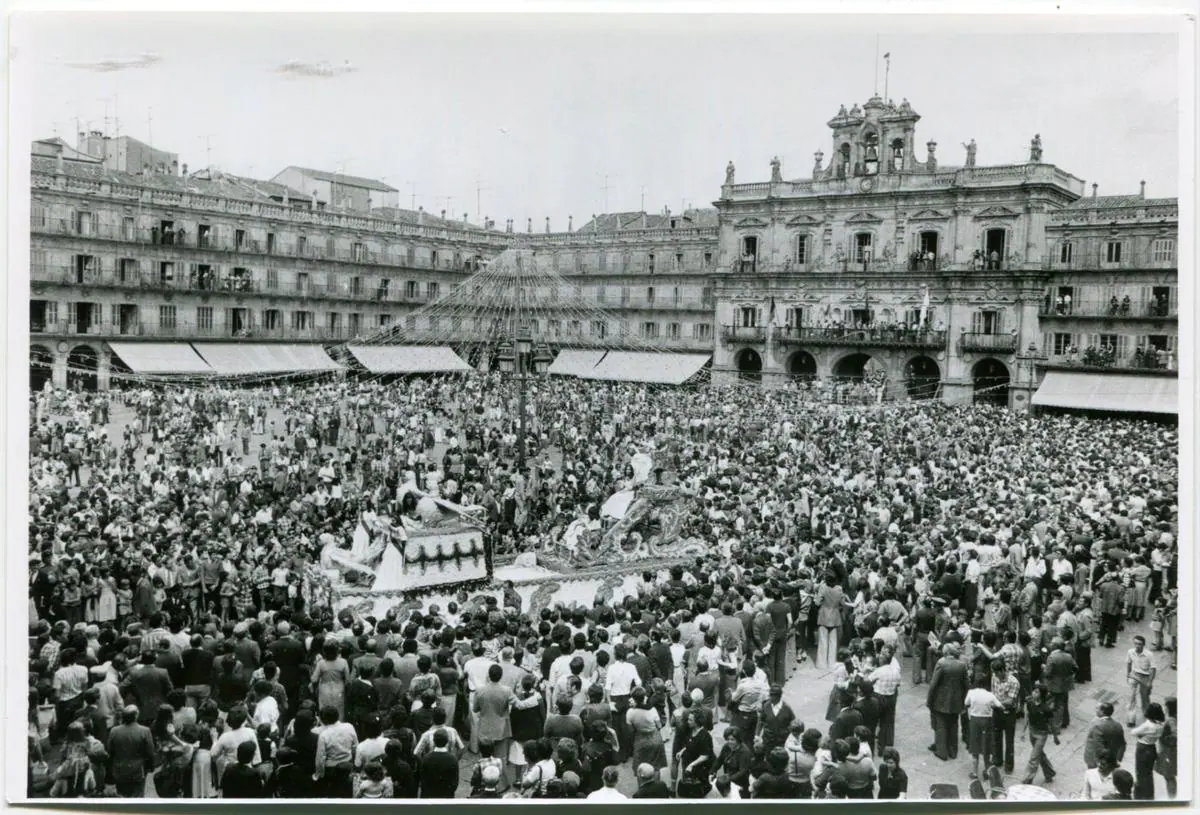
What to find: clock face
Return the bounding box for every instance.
[860,178,875,192]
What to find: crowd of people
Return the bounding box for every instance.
[26,371,1180,800]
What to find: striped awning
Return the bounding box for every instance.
[1031,371,1177,414]
[108,342,214,375]
[346,344,472,374]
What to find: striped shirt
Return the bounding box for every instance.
[991,673,1020,710]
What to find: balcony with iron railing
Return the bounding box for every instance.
[1041,346,1177,374]
[722,325,766,342]
[959,332,1019,354]
[31,168,515,247]
[1040,247,1177,273]
[30,217,489,272]
[724,255,1020,276]
[1038,296,1177,320]
[775,325,948,350]
[30,318,371,343]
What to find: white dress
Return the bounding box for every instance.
[372,539,408,594]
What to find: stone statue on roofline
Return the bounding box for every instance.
[1030,133,1043,162]
[770,156,782,183]
[725,161,736,185]
[962,139,977,167]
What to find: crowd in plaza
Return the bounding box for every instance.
[26,371,1180,801]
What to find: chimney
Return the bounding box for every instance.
[527,217,532,233]
[641,212,647,228]
[1092,183,1098,199]
[182,162,188,176]
[592,214,597,233]
[545,216,550,233]
[54,144,64,174]
[440,209,446,220]
[463,212,468,224]
[485,215,491,230]
[418,206,424,224]
[1140,180,1146,199]
[77,131,86,150]
[568,215,573,232]
[171,159,179,176]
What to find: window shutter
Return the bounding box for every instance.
[971,311,983,333]
[1169,287,1178,314]
[1042,332,1052,354]
[1135,335,1147,350]
[1167,336,1177,353]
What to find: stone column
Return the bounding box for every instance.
[51,349,68,390]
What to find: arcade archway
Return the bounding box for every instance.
[734,348,762,382]
[66,345,98,392]
[972,357,1010,407]
[905,355,941,400]
[832,352,873,380]
[30,345,54,393]
[787,350,817,381]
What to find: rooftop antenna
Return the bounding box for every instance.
[406,181,417,210]
[600,172,616,213]
[640,185,646,212]
[147,106,153,147]
[475,174,491,226]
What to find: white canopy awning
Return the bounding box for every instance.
[587,352,711,385]
[1031,371,1177,414]
[191,344,341,375]
[108,342,214,375]
[547,349,606,377]
[346,344,472,374]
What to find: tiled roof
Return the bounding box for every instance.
[32,137,103,164]
[30,155,311,205]
[279,166,398,192]
[576,208,719,233]
[1064,195,1177,210]
[370,207,481,230]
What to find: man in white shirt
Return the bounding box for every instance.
[605,643,642,761]
[586,766,627,800]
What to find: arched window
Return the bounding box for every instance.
[863,132,880,175]
[891,138,905,171]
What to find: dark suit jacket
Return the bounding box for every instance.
[1084,717,1127,768]
[221,763,266,798]
[266,636,307,692]
[632,779,674,798]
[419,750,459,798]
[181,647,215,687]
[926,657,968,714]
[1042,650,1077,694]
[344,678,378,726]
[123,665,173,723]
[830,707,864,742]
[106,722,155,783]
[758,701,796,748]
[751,612,775,654]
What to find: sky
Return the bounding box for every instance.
[9,12,1187,227]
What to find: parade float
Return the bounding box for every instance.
[326,445,707,620]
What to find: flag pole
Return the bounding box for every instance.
[884,53,891,102]
[873,36,880,95]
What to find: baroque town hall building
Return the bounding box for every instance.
[28,95,1179,415]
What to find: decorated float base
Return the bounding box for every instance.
[333,551,694,621]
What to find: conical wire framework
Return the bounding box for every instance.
[353,246,695,357]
